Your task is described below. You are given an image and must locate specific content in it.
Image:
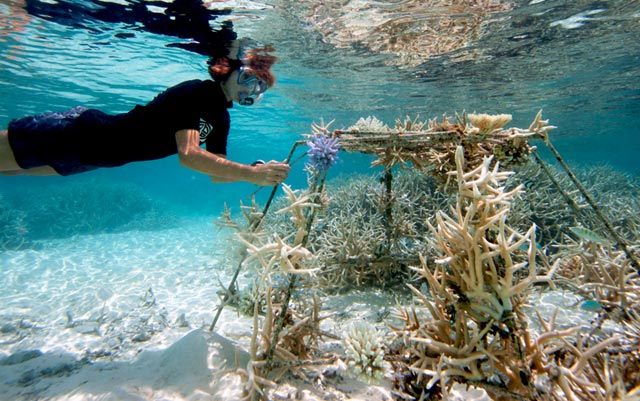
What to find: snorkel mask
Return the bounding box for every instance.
[231,38,270,106]
[237,66,267,106]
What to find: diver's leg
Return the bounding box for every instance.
[0,130,21,171]
[1,166,58,176]
[0,130,58,175]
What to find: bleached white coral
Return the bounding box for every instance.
[348,116,390,132]
[395,115,426,131]
[341,321,390,384]
[467,113,512,134]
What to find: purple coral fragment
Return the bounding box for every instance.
[306,133,340,171]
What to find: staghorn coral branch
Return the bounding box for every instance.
[567,336,621,376]
[409,336,467,357]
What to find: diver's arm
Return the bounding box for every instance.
[175,129,289,186]
[208,155,237,183]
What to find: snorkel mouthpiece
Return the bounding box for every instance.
[238,92,263,106]
[239,95,254,106]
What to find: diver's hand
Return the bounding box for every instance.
[250,160,290,186]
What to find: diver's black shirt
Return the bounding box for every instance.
[73,79,231,167]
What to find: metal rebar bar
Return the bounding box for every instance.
[541,138,640,272]
[209,140,307,332]
[265,168,329,369]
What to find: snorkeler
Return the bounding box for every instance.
[0,39,291,187]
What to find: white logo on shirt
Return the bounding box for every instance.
[199,118,213,142]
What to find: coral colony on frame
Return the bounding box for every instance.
[306,130,340,172]
[212,111,640,400]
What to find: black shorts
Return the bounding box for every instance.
[8,106,98,175]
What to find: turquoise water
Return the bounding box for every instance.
[0,2,638,399]
[0,0,639,234]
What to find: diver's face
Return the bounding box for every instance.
[221,68,266,106]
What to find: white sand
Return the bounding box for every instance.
[0,221,393,400]
[0,220,602,401]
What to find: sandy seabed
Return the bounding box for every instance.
[0,220,600,401]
